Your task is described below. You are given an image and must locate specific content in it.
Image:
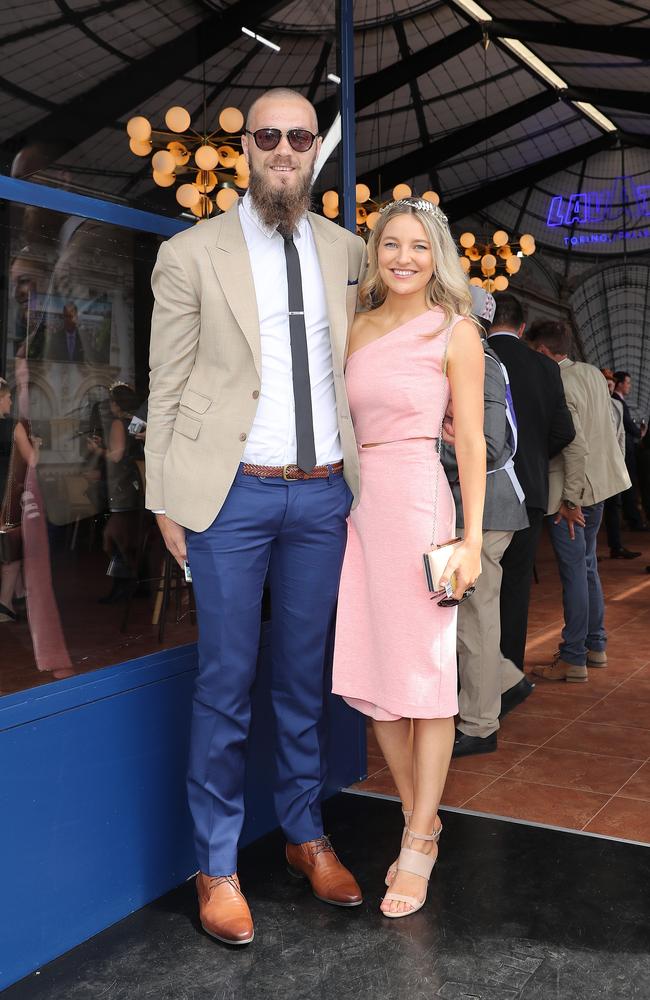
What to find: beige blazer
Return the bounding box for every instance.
[547,359,631,515]
[145,203,366,532]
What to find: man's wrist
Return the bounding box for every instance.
[562,499,578,510]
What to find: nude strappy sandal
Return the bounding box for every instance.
[385,814,441,887]
[382,827,439,918]
[385,808,412,887]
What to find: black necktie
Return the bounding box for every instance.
[281,231,316,473]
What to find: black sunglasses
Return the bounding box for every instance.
[245,128,319,152]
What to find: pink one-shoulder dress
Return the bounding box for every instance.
[332,308,460,720]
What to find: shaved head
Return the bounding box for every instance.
[246,88,318,133]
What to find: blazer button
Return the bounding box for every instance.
[239,432,247,441]
[252,390,259,399]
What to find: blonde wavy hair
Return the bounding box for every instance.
[359,198,473,334]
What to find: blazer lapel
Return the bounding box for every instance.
[206,204,261,376]
[309,213,349,369]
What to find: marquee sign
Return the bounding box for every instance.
[546,176,650,247]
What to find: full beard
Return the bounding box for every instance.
[248,162,313,233]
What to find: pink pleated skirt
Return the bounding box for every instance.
[332,438,458,720]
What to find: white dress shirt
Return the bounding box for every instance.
[239,192,342,466]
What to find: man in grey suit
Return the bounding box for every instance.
[442,303,531,757]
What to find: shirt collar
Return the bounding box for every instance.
[487,329,520,340]
[559,356,571,366]
[241,191,309,241]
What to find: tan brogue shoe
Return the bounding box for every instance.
[587,649,608,668]
[532,654,588,683]
[286,835,363,907]
[196,872,254,945]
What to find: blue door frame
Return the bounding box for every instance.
[0,174,366,989]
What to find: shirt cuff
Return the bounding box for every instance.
[151,509,166,515]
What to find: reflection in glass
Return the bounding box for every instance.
[0,200,196,697]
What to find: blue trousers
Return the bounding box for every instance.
[186,466,352,876]
[548,502,606,666]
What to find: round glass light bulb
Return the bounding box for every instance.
[519,234,535,254]
[235,154,249,175]
[356,206,367,224]
[493,230,508,247]
[482,279,493,291]
[460,232,475,249]
[355,183,371,204]
[469,277,483,287]
[506,256,522,274]
[493,275,509,291]
[129,138,152,157]
[197,170,218,193]
[167,141,190,166]
[422,191,440,205]
[127,116,151,141]
[366,211,381,231]
[481,253,497,272]
[195,145,220,171]
[322,190,339,208]
[165,106,191,133]
[152,150,175,174]
[459,256,470,273]
[392,183,412,200]
[323,205,339,219]
[176,184,201,208]
[235,173,249,189]
[217,145,238,168]
[216,187,239,212]
[153,169,175,187]
[219,107,244,133]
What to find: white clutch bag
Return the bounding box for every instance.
[422,538,462,595]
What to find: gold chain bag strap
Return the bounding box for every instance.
[422,328,461,595]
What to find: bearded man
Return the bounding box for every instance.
[145,88,366,945]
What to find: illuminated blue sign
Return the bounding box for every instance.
[546,176,650,246]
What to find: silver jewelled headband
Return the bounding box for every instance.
[380,197,448,225]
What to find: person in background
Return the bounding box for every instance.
[487,294,575,673]
[0,378,40,621]
[442,290,531,759]
[613,371,646,530]
[601,368,639,560]
[528,322,630,682]
[88,383,143,603]
[46,301,86,363]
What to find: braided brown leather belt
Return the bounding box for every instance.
[241,461,344,481]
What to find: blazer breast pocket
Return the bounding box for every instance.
[173,411,201,440]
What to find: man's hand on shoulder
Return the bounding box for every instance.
[156,513,187,566]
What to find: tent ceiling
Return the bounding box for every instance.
[0,0,648,410]
[0,1,647,269]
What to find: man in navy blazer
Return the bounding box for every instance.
[487,294,575,676]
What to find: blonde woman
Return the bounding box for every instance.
[332,198,486,917]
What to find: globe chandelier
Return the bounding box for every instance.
[321,182,441,234]
[125,103,248,219]
[459,229,537,293]
[320,183,536,291]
